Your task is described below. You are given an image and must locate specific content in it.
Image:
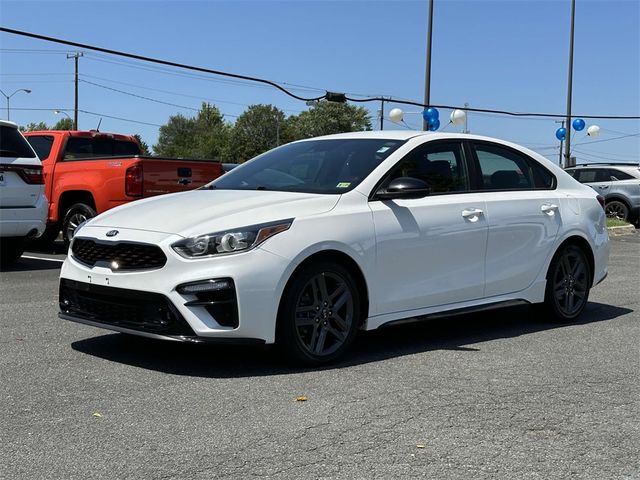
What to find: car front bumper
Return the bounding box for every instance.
[59,226,293,344]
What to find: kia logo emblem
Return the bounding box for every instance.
[106,230,119,237]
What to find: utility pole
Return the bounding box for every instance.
[563,0,576,168]
[67,52,83,130]
[422,0,434,131]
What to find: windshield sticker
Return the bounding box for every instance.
[377,146,391,153]
[336,182,351,188]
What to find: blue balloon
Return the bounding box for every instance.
[422,107,439,122]
[555,127,566,141]
[572,118,585,131]
[429,118,441,131]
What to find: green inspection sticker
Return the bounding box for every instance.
[336,182,351,188]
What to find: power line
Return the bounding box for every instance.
[10,107,163,127]
[2,27,638,120]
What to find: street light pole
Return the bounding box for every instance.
[0,88,32,121]
[555,119,566,166]
[563,0,576,168]
[422,0,434,131]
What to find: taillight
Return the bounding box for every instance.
[0,164,44,184]
[125,163,143,197]
[596,194,605,210]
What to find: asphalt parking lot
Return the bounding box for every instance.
[1,234,638,479]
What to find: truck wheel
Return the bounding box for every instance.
[62,203,96,245]
[0,237,26,266]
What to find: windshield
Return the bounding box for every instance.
[209,138,406,194]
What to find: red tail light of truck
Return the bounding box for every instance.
[125,163,143,197]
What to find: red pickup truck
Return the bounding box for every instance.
[24,130,223,244]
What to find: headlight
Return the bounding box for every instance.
[172,219,293,258]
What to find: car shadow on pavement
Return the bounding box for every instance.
[70,301,632,378]
[0,256,63,272]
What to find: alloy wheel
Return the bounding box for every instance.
[65,212,87,241]
[605,201,628,221]
[552,249,589,317]
[294,272,354,357]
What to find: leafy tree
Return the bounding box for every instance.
[287,101,372,139]
[20,121,49,132]
[52,118,73,130]
[228,104,287,163]
[154,102,230,159]
[133,134,152,156]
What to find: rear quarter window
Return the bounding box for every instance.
[0,125,37,159]
[26,135,55,161]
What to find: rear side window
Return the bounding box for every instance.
[26,135,54,161]
[63,137,141,160]
[609,169,635,181]
[0,125,37,158]
[575,169,610,183]
[473,142,554,190]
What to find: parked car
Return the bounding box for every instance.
[0,121,48,264]
[59,132,609,365]
[23,130,224,244]
[565,163,640,224]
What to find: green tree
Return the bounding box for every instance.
[228,104,287,163]
[154,103,230,159]
[52,118,73,130]
[20,121,49,132]
[133,134,152,156]
[287,101,372,139]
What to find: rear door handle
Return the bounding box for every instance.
[541,203,558,215]
[178,178,192,186]
[462,208,484,222]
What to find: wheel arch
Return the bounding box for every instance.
[276,249,370,330]
[58,190,97,220]
[549,235,596,287]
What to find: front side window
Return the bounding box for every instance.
[210,139,405,194]
[379,141,469,193]
[26,135,54,161]
[473,142,554,190]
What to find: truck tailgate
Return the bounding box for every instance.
[140,158,222,197]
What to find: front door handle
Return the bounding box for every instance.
[541,203,558,216]
[462,208,484,222]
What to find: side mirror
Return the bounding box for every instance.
[375,177,431,200]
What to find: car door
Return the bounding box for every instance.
[576,168,612,196]
[469,140,561,297]
[368,140,488,315]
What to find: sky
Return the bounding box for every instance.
[0,0,638,164]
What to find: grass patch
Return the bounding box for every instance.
[607,218,631,228]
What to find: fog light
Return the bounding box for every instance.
[177,279,232,295]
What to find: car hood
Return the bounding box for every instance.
[86,189,341,237]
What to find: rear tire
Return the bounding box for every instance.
[62,203,96,246]
[0,237,25,265]
[276,261,361,366]
[541,244,591,322]
[605,200,629,222]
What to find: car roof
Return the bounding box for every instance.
[566,163,640,169]
[0,120,19,129]
[297,130,536,145]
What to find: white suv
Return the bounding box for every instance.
[0,120,48,264]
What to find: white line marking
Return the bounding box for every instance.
[22,255,65,263]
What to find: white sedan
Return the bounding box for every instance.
[59,131,609,365]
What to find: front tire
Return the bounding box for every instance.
[276,261,361,366]
[542,244,591,322]
[62,203,96,246]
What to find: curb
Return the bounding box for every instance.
[607,225,638,237]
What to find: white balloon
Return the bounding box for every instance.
[450,109,466,126]
[586,125,601,138]
[389,108,404,123]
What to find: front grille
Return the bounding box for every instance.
[72,238,167,270]
[59,279,194,336]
